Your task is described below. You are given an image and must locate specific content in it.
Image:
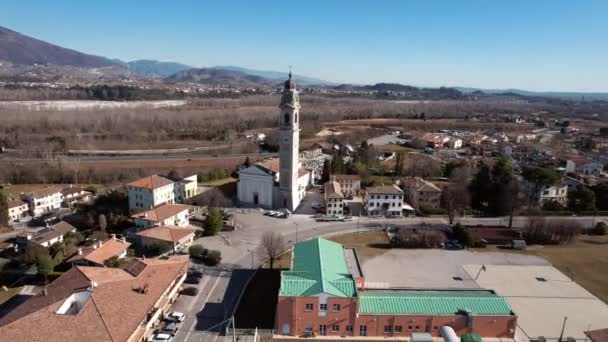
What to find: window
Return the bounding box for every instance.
[284,113,290,125]
[359,325,367,336]
[385,195,388,199]
[305,303,313,311]
[369,202,374,207]
[395,326,403,333]
[332,304,341,312]
[320,303,328,311]
[319,325,327,336]
[305,326,313,337]
[295,113,298,123]
[384,326,393,333]
[393,195,396,199]
[332,324,340,332]
[345,326,353,333]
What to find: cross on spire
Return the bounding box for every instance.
[288,65,293,79]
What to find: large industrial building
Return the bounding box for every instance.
[275,238,517,339]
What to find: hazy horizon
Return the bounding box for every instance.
[2,0,607,92]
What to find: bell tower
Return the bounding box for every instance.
[278,70,301,210]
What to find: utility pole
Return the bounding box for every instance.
[232,315,237,342]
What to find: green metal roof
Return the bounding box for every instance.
[461,333,483,342]
[279,238,357,297]
[358,290,513,316]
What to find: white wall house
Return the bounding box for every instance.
[577,162,603,176]
[538,184,568,206]
[8,200,29,223]
[365,185,405,217]
[173,174,198,202]
[20,187,63,217]
[136,226,195,253]
[331,174,361,197]
[17,221,76,248]
[131,204,191,229]
[324,180,344,216]
[127,175,175,213]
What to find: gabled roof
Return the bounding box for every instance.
[585,328,608,342]
[324,181,344,199]
[126,175,173,190]
[27,221,76,245]
[358,289,513,316]
[279,238,356,298]
[67,239,131,265]
[7,199,27,208]
[0,255,189,342]
[136,226,195,242]
[332,174,361,181]
[401,177,441,193]
[131,203,191,222]
[366,185,403,195]
[22,186,63,198]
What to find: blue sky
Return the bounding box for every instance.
[2,0,607,92]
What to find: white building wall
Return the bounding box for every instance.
[128,183,175,213]
[21,192,63,217]
[366,193,404,217]
[238,173,275,208]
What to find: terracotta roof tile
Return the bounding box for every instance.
[366,185,404,195]
[332,174,361,181]
[585,328,608,342]
[126,175,173,190]
[136,226,195,242]
[23,186,63,198]
[131,203,191,222]
[67,239,131,265]
[7,199,27,208]
[0,256,189,342]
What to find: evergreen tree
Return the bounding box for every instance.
[204,208,224,236]
[568,186,596,213]
[0,191,8,227]
[321,159,331,183]
[469,164,492,213]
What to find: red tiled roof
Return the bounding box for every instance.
[67,239,131,265]
[585,328,608,342]
[136,226,195,242]
[131,203,191,222]
[0,256,189,342]
[7,199,27,208]
[126,175,173,190]
[260,158,280,173]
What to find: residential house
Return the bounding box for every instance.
[62,186,93,207]
[365,185,405,217]
[275,238,516,339]
[17,221,77,248]
[400,177,442,210]
[20,186,63,217]
[565,158,604,176]
[324,181,344,216]
[331,174,361,197]
[164,174,198,202]
[0,255,189,342]
[136,226,195,253]
[536,184,568,206]
[7,199,29,223]
[127,175,175,213]
[131,203,192,229]
[67,236,131,267]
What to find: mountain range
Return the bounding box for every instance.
[0,24,606,100]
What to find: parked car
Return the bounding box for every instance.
[153,333,173,342]
[162,322,179,336]
[165,312,185,323]
[181,287,199,296]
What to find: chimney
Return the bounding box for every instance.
[143,213,148,218]
[89,281,97,290]
[78,248,83,255]
[93,243,97,250]
[112,234,116,241]
[121,237,126,244]
[43,286,48,296]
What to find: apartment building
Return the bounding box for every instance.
[324,180,345,216]
[400,177,442,209]
[7,199,29,223]
[331,174,361,197]
[61,186,93,207]
[365,185,405,217]
[275,238,516,339]
[0,255,189,342]
[20,186,63,217]
[127,175,175,213]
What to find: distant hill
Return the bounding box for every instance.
[165,67,275,87]
[333,82,465,100]
[0,25,119,68]
[127,59,193,78]
[213,65,334,86]
[456,87,608,101]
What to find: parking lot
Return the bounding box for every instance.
[359,249,549,289]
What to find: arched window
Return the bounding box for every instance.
[295,113,298,123]
[284,113,290,125]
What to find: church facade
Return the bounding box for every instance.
[237,73,312,211]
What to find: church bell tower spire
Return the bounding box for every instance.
[278,69,301,210]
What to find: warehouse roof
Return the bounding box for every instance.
[358,289,513,316]
[279,238,356,297]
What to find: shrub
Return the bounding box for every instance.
[104,255,125,268]
[189,245,208,259]
[452,223,474,247]
[593,222,607,236]
[204,208,224,236]
[204,250,222,266]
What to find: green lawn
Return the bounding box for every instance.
[200,177,236,186]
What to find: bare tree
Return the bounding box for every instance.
[257,231,286,269]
